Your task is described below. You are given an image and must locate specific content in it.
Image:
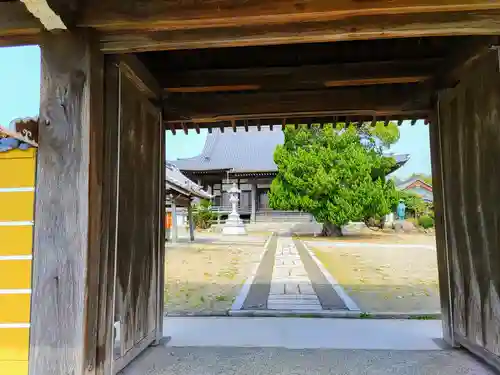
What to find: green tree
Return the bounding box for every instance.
[361,121,401,149]
[269,124,399,236]
[193,199,216,229]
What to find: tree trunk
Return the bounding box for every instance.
[322,222,343,237]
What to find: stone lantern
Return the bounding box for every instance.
[222,183,247,235]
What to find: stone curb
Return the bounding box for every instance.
[164,310,441,319]
[165,310,441,319]
[228,309,441,319]
[165,311,230,317]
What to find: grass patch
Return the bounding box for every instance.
[310,243,440,313]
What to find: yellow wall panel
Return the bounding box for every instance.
[0,149,36,189]
[0,192,34,222]
[0,295,31,324]
[0,328,29,361]
[0,360,28,375]
[0,149,35,375]
[0,261,31,290]
[0,226,33,256]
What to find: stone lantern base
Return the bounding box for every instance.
[222,212,247,235]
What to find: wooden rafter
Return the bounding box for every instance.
[163,60,438,92]
[165,85,431,123]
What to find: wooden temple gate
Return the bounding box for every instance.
[431,50,500,368]
[2,1,500,374]
[27,33,166,375]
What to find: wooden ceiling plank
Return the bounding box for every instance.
[99,10,500,53]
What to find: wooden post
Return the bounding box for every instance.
[171,201,178,243]
[429,107,455,347]
[154,125,166,345]
[29,30,107,375]
[188,200,195,242]
[251,181,257,223]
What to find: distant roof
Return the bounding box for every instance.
[165,162,212,199]
[0,116,39,150]
[171,126,281,173]
[397,178,433,192]
[171,126,410,174]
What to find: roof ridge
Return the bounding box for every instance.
[202,128,221,160]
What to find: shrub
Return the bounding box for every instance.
[418,215,434,229]
[193,199,216,229]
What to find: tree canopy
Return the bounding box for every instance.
[269,124,400,236]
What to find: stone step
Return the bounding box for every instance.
[267,302,322,311]
[268,294,320,301]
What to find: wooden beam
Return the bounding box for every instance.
[30,30,106,375]
[163,60,438,92]
[164,85,431,123]
[20,0,68,30]
[84,0,500,32]
[99,10,500,53]
[0,2,42,46]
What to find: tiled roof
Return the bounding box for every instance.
[397,178,433,191]
[171,126,409,173]
[165,162,212,199]
[171,126,281,172]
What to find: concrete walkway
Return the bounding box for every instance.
[162,317,444,350]
[120,317,495,375]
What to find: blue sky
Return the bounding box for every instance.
[1,45,431,179]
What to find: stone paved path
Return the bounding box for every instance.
[267,237,322,310]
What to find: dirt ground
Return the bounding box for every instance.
[164,233,270,314]
[307,232,440,313]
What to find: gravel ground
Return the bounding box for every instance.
[309,238,440,313]
[120,346,494,375]
[165,234,269,314]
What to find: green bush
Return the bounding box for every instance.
[193,199,216,229]
[418,215,434,229]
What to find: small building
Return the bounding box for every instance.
[165,162,211,242]
[397,177,433,203]
[171,126,410,222]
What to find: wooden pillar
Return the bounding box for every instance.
[188,200,195,242]
[171,201,178,243]
[154,124,166,345]
[29,30,107,375]
[429,109,455,347]
[251,180,257,223]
